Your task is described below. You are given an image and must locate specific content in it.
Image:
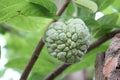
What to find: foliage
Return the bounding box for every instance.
[0,0,120,80]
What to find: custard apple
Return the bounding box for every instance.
[45,18,91,64]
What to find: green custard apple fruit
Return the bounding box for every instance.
[45,18,91,64]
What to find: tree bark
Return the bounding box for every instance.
[95,52,106,80]
[95,33,120,80]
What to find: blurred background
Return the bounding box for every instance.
[0,0,120,80]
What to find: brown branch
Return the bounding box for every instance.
[20,0,71,80]
[45,29,120,80]
[87,29,120,52]
[45,63,70,80]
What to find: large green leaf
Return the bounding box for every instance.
[6,16,51,31]
[0,0,56,22]
[75,0,98,13]
[29,0,57,14]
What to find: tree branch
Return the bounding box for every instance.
[45,29,120,80]
[87,29,120,52]
[45,63,70,80]
[20,0,71,80]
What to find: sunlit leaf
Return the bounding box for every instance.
[102,6,115,14]
[0,0,56,22]
[75,0,98,13]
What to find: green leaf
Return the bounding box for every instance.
[93,13,119,38]
[85,19,100,28]
[97,13,119,25]
[102,6,116,14]
[61,2,75,20]
[65,2,75,16]
[94,25,120,38]
[75,0,98,13]
[85,18,100,36]
[0,0,23,8]
[29,72,45,80]
[5,26,46,60]
[0,0,56,22]
[92,0,114,10]
[6,58,28,70]
[94,28,111,38]
[29,0,57,14]
[6,16,51,31]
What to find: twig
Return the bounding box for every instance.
[20,0,71,80]
[45,29,120,80]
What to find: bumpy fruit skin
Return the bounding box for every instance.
[45,18,90,64]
